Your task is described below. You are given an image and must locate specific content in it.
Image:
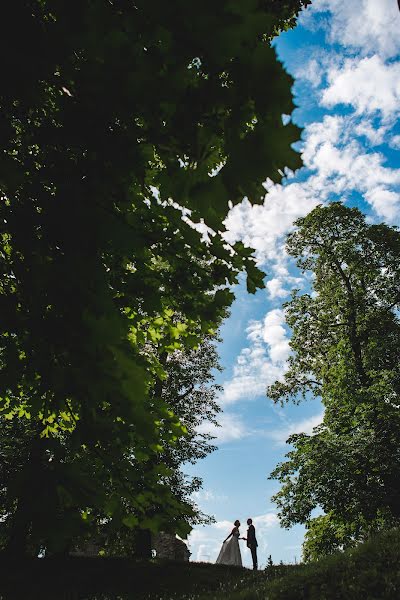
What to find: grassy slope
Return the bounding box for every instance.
[200,528,400,600]
[0,558,258,600]
[0,529,399,599]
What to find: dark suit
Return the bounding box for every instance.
[247,524,258,569]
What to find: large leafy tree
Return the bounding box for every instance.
[0,0,309,554]
[268,203,400,559]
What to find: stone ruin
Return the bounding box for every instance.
[152,532,191,561]
[69,531,191,561]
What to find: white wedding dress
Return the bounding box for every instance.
[215,527,242,566]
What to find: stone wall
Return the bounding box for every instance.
[152,532,191,561]
[70,540,101,557]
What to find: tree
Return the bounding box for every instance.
[268,203,400,558]
[157,338,223,515]
[97,336,223,556]
[0,0,309,554]
[302,510,398,563]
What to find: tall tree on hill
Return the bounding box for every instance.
[97,336,223,557]
[0,0,310,554]
[268,203,400,559]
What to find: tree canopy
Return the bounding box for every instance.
[0,0,309,554]
[268,202,400,560]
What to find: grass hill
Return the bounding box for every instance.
[0,528,399,599]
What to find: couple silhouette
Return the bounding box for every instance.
[215,518,258,569]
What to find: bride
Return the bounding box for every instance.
[215,519,243,566]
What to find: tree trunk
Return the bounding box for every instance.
[135,528,152,560]
[5,434,44,557]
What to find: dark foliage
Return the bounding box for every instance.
[0,0,309,555]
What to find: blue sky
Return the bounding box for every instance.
[186,0,400,568]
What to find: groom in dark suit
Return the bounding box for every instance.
[245,518,258,570]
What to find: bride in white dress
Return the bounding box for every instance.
[215,520,243,566]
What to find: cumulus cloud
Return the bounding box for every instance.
[364,188,400,222]
[218,309,291,407]
[266,277,290,299]
[266,272,304,301]
[286,2,400,223]
[297,56,324,87]
[322,56,400,120]
[303,115,400,220]
[354,121,388,146]
[302,115,383,185]
[192,489,228,503]
[197,411,250,444]
[224,111,400,262]
[223,181,319,265]
[301,0,400,59]
[261,309,291,363]
[218,354,284,406]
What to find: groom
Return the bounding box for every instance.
[245,518,258,570]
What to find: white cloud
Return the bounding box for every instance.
[213,520,235,531]
[364,188,400,221]
[220,347,281,405]
[301,113,343,162]
[304,116,400,220]
[262,309,291,363]
[266,277,290,299]
[302,0,400,59]
[267,272,304,302]
[289,3,400,222]
[219,309,291,407]
[223,182,319,265]
[253,513,280,528]
[309,137,399,197]
[197,412,250,444]
[296,56,324,87]
[354,121,388,146]
[390,135,400,149]
[322,56,400,120]
[224,111,400,264]
[192,489,228,503]
[193,543,214,562]
[266,411,325,446]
